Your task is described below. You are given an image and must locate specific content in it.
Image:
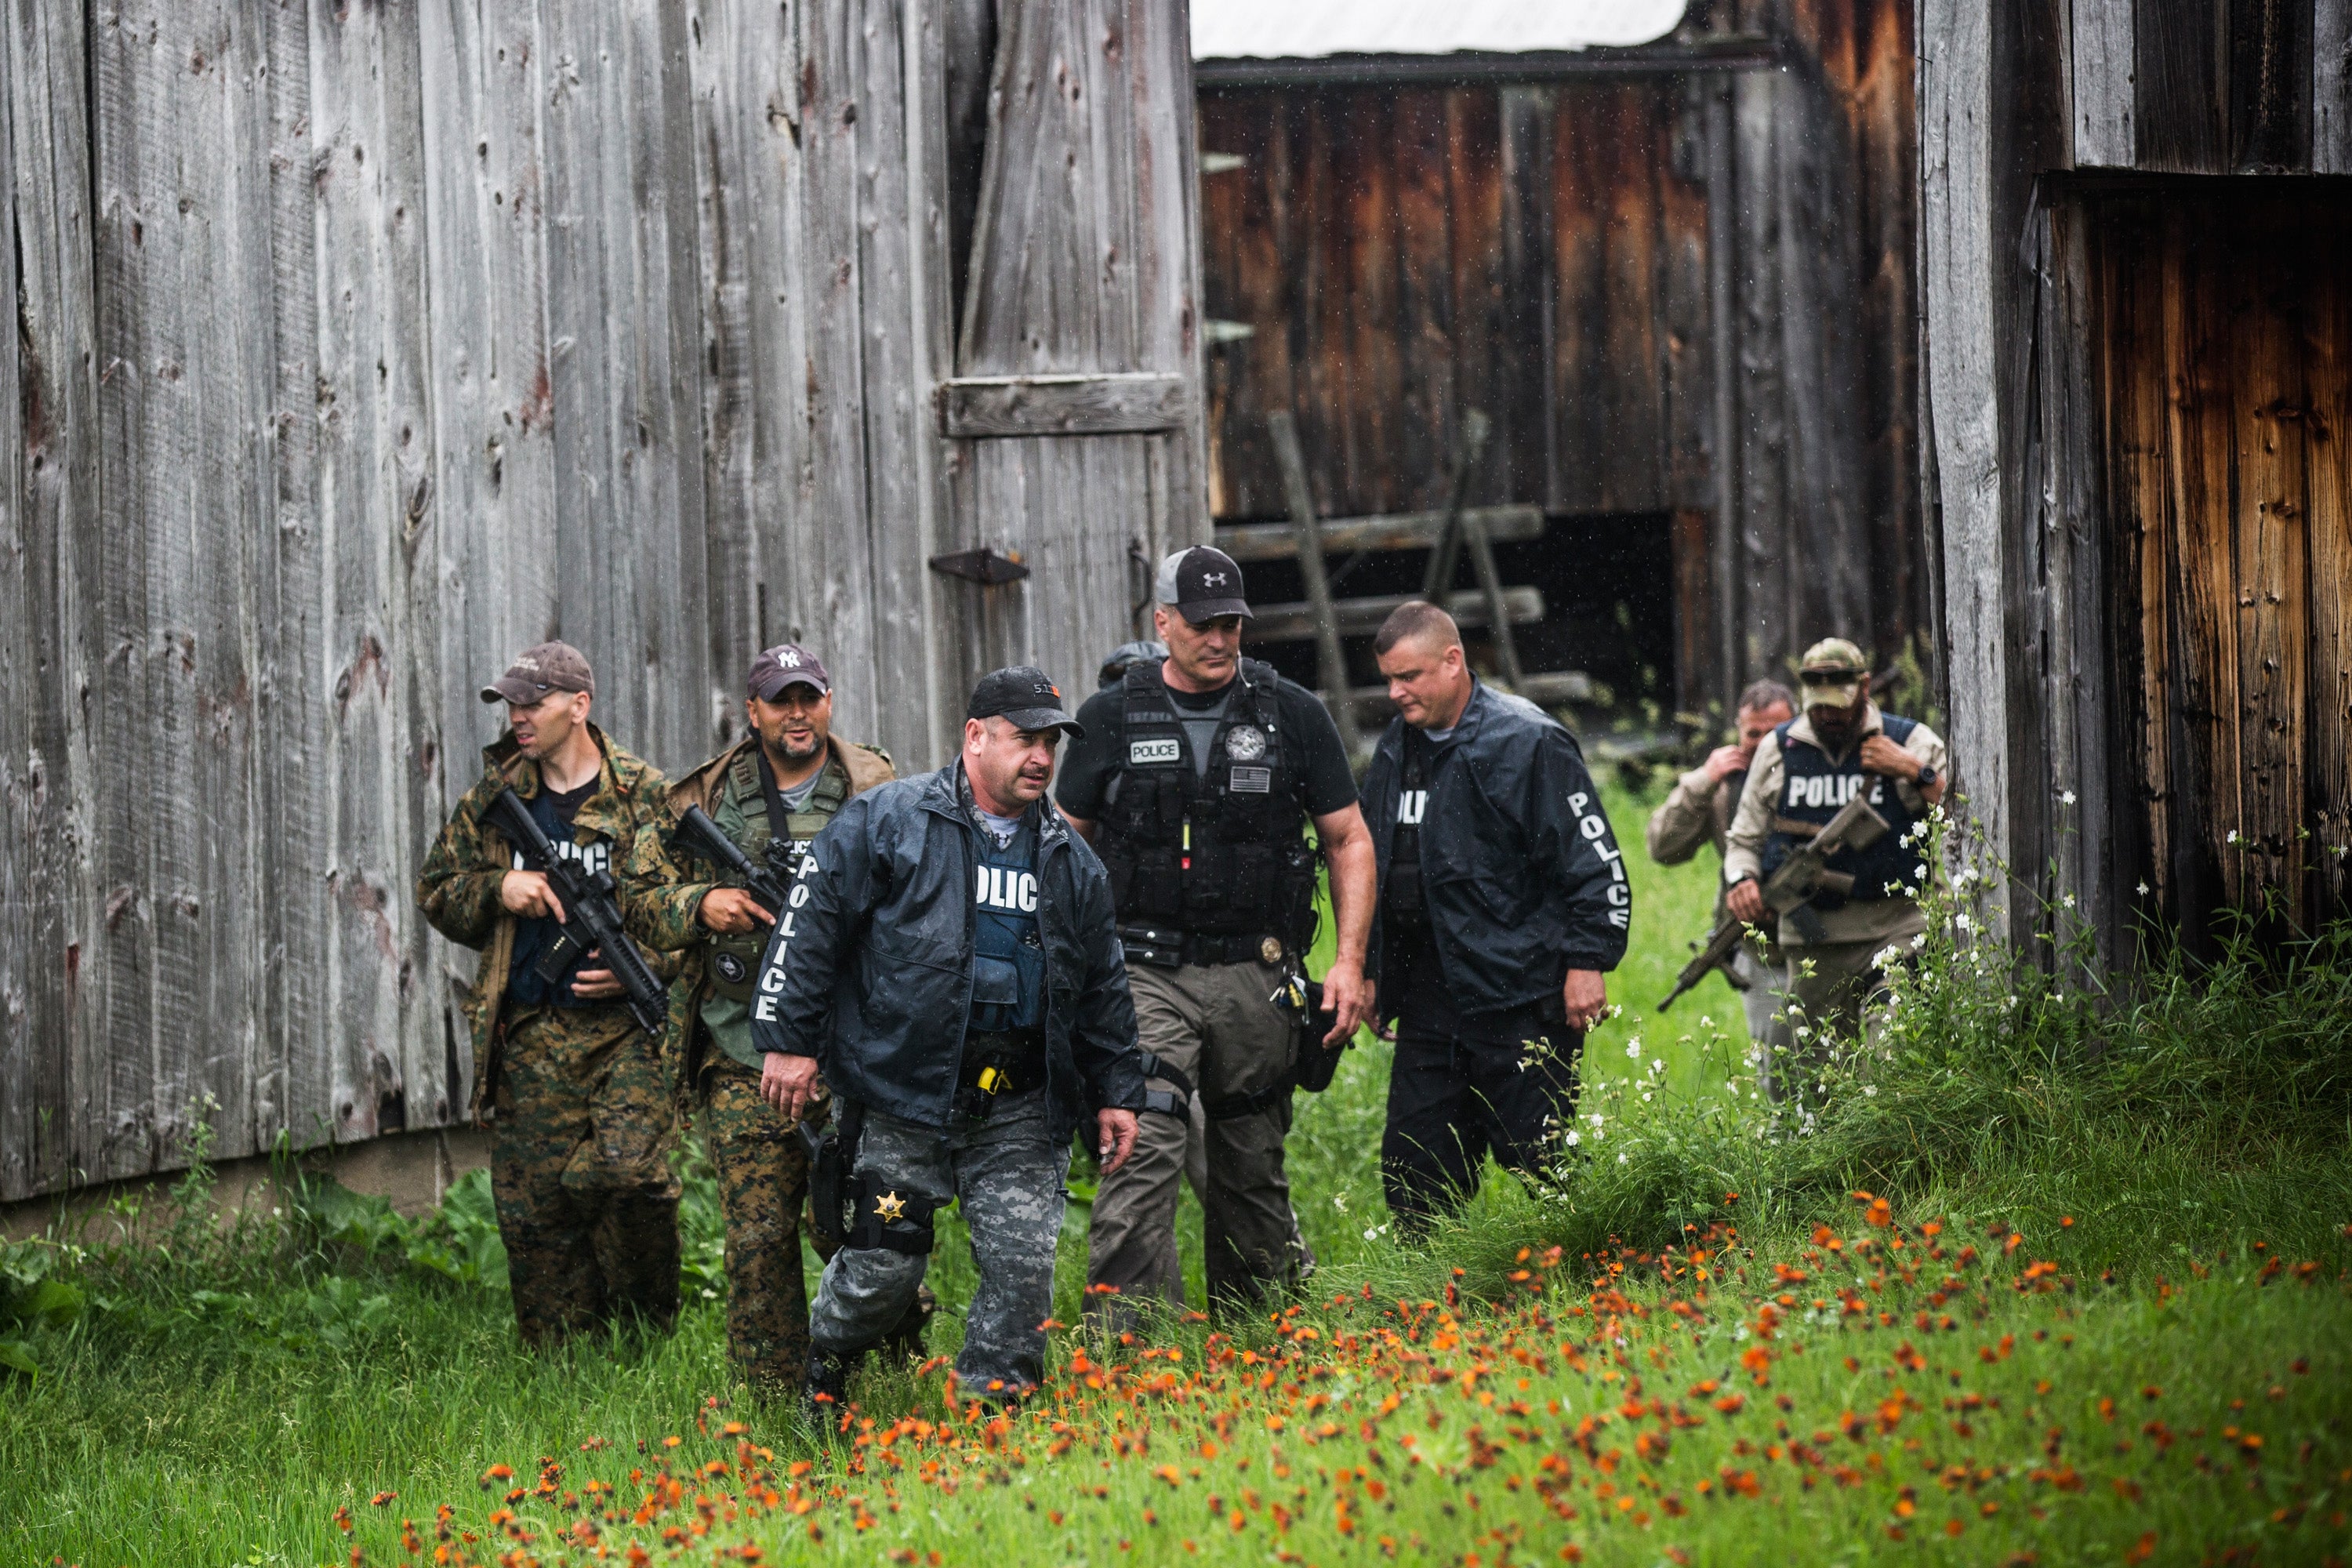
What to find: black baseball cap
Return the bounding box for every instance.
[967,666,1085,738]
[1154,546,1252,624]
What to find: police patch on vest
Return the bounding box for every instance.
[1225,724,1268,761]
[1229,765,1272,793]
[714,951,750,985]
[1130,737,1181,766]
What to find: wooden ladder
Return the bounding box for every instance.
[1221,412,1592,741]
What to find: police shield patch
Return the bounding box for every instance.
[713,951,750,985]
[1130,737,1181,766]
[1224,724,1268,761]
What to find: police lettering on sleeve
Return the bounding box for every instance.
[750,854,821,1026]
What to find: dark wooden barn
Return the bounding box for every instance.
[1189,0,1923,721]
[1921,0,2352,960]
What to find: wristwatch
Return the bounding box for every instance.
[1915,763,1938,789]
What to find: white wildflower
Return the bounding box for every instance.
[2060,789,2076,805]
[2136,881,2151,896]
[1564,1129,1581,1147]
[1863,1086,1878,1098]
[1332,1193,1348,1212]
[1641,1091,1653,1102]
[2227,829,2242,844]
[1624,1040,1642,1060]
[1617,1153,1628,1164]
[2062,892,2077,909]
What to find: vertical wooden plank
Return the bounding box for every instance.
[1497,86,1554,520]
[855,0,955,768]
[687,0,783,748]
[1918,0,2013,931]
[2160,199,2240,930]
[1391,88,1457,511]
[282,0,444,1145]
[2318,0,2352,172]
[1444,90,1508,512]
[1550,81,1668,515]
[2092,198,2175,921]
[2135,2,2229,172]
[2070,0,2137,166]
[0,0,101,1201]
[92,0,278,1177]
[1661,78,1713,516]
[538,0,710,771]
[2305,200,2352,920]
[416,0,561,1102]
[2228,204,2309,914]
[790,0,881,746]
[1732,64,1791,677]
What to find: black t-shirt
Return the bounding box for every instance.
[1381,728,1564,1045]
[506,778,603,1010]
[1054,667,1359,822]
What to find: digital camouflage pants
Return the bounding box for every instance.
[1087,959,1304,1329]
[491,1005,682,1346]
[699,1054,812,1394]
[809,1087,1068,1399]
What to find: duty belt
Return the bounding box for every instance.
[1119,925,1288,970]
[954,1027,1046,1119]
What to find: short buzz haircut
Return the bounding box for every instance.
[1737,678,1798,717]
[1374,600,1463,658]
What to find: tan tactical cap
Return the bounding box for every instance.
[481,641,595,705]
[1797,637,1869,709]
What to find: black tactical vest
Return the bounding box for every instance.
[1092,658,1319,947]
[700,747,850,1002]
[1759,713,1929,910]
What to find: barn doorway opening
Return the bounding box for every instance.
[1223,513,1679,721]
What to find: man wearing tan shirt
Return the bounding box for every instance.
[1646,680,1795,1054]
[1723,640,1948,1102]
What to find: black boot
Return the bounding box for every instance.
[880,1285,938,1364]
[804,1343,852,1427]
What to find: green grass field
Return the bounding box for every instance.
[6,779,2350,1568]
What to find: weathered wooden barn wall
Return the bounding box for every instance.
[1193,0,1920,711]
[1920,0,2352,959]
[0,0,1206,1202]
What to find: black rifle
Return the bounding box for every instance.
[485,786,669,1035]
[1657,791,1893,1013]
[672,804,797,916]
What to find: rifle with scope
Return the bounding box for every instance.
[1657,791,1893,1013]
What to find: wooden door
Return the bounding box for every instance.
[933,0,1210,703]
[2092,187,2352,936]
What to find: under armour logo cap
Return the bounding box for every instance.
[1153,545,1253,625]
[481,641,594,705]
[749,643,831,701]
[967,666,1085,739]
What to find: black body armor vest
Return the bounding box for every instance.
[1092,658,1320,949]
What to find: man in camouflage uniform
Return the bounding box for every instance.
[416,642,683,1347]
[632,644,897,1395]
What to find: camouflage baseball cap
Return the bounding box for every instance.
[480,641,594,705]
[1797,637,1870,709]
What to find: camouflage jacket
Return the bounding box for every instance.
[416,723,681,1122]
[630,733,894,1111]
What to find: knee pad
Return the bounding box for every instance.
[845,1171,942,1255]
